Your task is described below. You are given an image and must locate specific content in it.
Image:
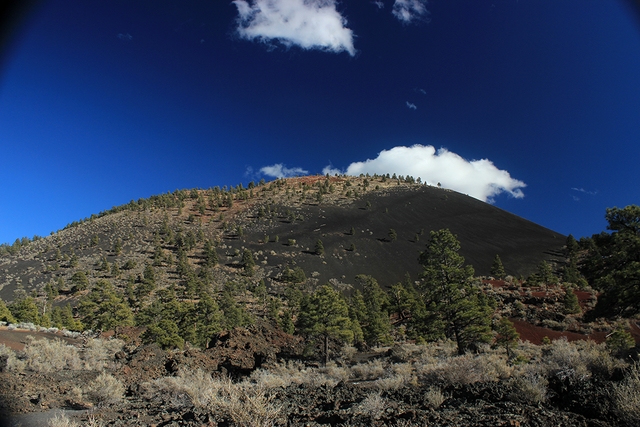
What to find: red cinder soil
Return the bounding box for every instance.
[511,319,607,345]
[0,327,82,351]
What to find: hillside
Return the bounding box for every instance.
[0,175,564,303]
[2,175,640,427]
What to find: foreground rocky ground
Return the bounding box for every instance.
[1,324,638,427]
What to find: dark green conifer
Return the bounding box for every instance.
[563,287,582,314]
[418,229,493,354]
[298,285,354,365]
[490,254,506,279]
[494,317,519,358]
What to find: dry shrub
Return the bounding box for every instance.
[250,369,292,390]
[388,343,424,363]
[339,344,357,363]
[67,386,84,404]
[374,374,408,391]
[84,414,105,427]
[351,359,386,381]
[355,392,387,420]
[420,340,458,359]
[510,371,548,405]
[417,353,512,386]
[85,372,125,405]
[48,412,78,427]
[23,337,81,373]
[424,387,446,408]
[148,369,284,426]
[543,338,619,381]
[373,363,417,390]
[145,368,218,408]
[215,381,284,427]
[0,343,25,372]
[262,360,340,388]
[305,371,340,388]
[82,338,124,370]
[319,361,350,383]
[613,363,640,426]
[391,362,414,377]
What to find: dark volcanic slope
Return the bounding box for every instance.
[240,185,565,288]
[0,178,566,302]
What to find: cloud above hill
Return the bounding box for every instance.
[232,0,356,55]
[322,145,526,203]
[261,163,308,178]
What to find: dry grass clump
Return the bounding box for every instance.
[48,412,78,427]
[388,343,425,363]
[0,343,26,372]
[216,380,284,427]
[374,374,410,390]
[509,369,548,405]
[542,338,619,381]
[373,363,417,390]
[613,363,640,426]
[249,368,293,390]
[147,368,283,426]
[48,412,103,427]
[339,344,357,363]
[319,361,351,383]
[416,352,512,386]
[355,392,387,420]
[23,337,81,373]
[424,387,446,408]
[85,372,125,405]
[82,338,124,370]
[256,360,343,388]
[145,368,218,408]
[351,359,386,381]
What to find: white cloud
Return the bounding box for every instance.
[373,1,385,9]
[406,101,417,110]
[232,0,356,56]
[325,144,526,203]
[322,165,342,176]
[571,187,598,196]
[260,163,308,178]
[392,0,429,24]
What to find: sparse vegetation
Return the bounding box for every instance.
[0,178,638,426]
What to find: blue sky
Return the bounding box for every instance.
[1,0,639,245]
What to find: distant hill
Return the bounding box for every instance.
[0,175,565,303]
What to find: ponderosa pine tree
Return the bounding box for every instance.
[78,280,133,331]
[563,287,582,315]
[494,317,519,358]
[8,296,39,324]
[606,323,635,356]
[348,290,367,346]
[142,318,185,350]
[0,299,16,323]
[188,293,222,348]
[417,229,494,354]
[297,284,354,365]
[355,275,392,346]
[70,271,89,293]
[490,254,506,279]
[242,249,255,276]
[219,290,252,329]
[388,274,423,326]
[581,205,640,316]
